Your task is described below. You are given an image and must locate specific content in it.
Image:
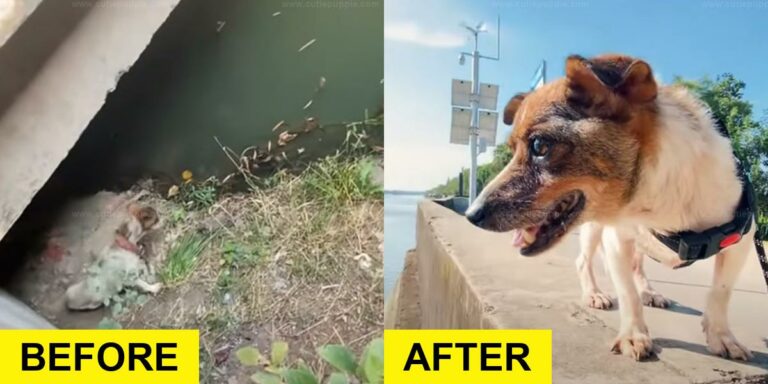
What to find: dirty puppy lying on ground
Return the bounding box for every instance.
[66,203,163,310]
[466,54,756,361]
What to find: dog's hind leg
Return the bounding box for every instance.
[702,238,753,360]
[576,222,612,309]
[632,252,670,308]
[604,226,653,360]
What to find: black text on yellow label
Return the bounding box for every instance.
[0,330,199,384]
[385,329,552,384]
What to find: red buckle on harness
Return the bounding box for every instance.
[720,233,742,248]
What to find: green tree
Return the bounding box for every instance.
[428,145,512,197]
[675,74,768,239]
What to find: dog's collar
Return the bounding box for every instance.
[652,119,755,268]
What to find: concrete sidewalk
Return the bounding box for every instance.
[388,201,768,383]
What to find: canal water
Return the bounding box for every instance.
[57,0,383,191]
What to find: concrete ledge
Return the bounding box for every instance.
[393,200,768,383]
[0,0,180,240]
[384,250,422,329]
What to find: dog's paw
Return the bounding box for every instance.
[640,290,670,308]
[703,322,753,361]
[582,290,613,310]
[149,282,163,294]
[611,327,654,360]
[142,282,163,295]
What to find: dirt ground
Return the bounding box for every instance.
[3,156,383,383]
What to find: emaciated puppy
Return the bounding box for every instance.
[66,203,162,310]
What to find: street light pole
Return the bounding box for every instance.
[459,17,499,204]
[469,36,480,203]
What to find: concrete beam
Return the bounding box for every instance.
[0,0,181,241]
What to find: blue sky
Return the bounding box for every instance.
[384,0,768,191]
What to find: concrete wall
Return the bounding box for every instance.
[0,0,43,46]
[0,0,180,241]
[387,200,768,383]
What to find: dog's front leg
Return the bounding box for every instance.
[604,226,653,360]
[576,222,612,309]
[703,237,752,360]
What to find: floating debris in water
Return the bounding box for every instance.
[297,148,305,155]
[222,173,236,184]
[272,120,286,132]
[267,140,272,152]
[216,21,226,33]
[272,11,281,17]
[282,152,288,161]
[318,76,326,89]
[302,99,313,110]
[380,78,384,85]
[298,38,316,52]
[303,117,319,132]
[278,131,298,146]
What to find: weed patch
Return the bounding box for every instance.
[161,231,214,285]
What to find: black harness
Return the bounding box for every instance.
[651,119,768,290]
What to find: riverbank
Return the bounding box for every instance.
[3,150,383,384]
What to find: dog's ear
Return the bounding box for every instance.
[566,54,657,105]
[503,92,529,125]
[128,203,159,230]
[137,207,159,230]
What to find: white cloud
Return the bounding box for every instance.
[385,21,466,48]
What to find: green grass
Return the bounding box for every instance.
[301,156,382,204]
[161,232,214,285]
[180,181,219,210]
[216,239,267,292]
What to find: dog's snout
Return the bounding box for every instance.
[466,205,487,226]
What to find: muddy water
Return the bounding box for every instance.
[58,0,383,190]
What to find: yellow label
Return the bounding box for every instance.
[0,330,199,384]
[384,329,552,384]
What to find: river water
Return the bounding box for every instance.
[384,191,423,299]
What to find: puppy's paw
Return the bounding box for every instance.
[703,321,753,361]
[640,290,670,308]
[147,282,163,295]
[582,290,613,310]
[611,327,654,360]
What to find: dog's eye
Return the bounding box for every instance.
[530,137,551,158]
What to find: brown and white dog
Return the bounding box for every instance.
[466,54,754,361]
[66,203,163,310]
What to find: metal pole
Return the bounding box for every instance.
[468,32,480,203]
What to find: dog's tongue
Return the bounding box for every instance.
[512,226,539,248]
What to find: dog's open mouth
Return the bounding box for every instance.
[514,191,585,256]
